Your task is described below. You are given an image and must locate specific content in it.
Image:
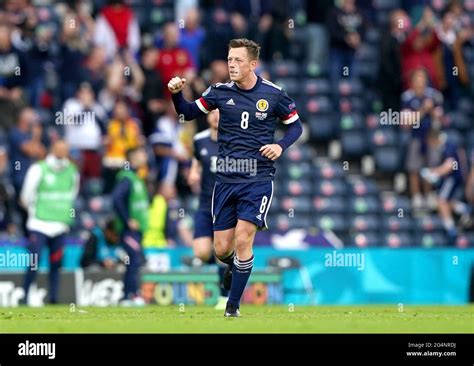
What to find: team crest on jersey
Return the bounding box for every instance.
[256,99,269,112]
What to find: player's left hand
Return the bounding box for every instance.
[259,144,283,161]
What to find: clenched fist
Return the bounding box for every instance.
[168,77,187,94]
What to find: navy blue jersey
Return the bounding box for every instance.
[401,87,443,140]
[193,128,218,202]
[440,140,465,184]
[195,77,299,182]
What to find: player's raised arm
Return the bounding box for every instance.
[168,76,217,121]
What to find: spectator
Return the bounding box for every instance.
[0,21,28,129]
[378,9,410,111]
[0,146,16,236]
[400,6,442,90]
[139,46,166,137]
[112,147,149,305]
[98,50,144,116]
[103,99,143,193]
[59,6,95,102]
[436,7,471,110]
[422,128,469,244]
[326,0,365,86]
[62,82,107,182]
[8,107,46,234]
[200,7,235,66]
[149,102,189,186]
[179,7,205,70]
[93,0,140,61]
[305,0,332,65]
[82,47,107,97]
[155,22,196,97]
[21,140,80,304]
[80,219,122,270]
[401,68,443,210]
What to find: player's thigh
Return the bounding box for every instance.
[236,180,274,230]
[212,181,238,231]
[193,237,213,260]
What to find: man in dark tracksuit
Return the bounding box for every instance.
[112,147,149,305]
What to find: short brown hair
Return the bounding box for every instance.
[228,38,260,60]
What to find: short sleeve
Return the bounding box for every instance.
[275,90,299,124]
[195,86,218,114]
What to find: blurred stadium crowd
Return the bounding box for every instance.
[0,0,473,252]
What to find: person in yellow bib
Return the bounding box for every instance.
[112,147,149,305]
[21,140,79,305]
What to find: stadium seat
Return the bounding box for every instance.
[340,130,369,158]
[357,61,379,82]
[347,232,381,247]
[281,144,315,163]
[348,196,381,215]
[313,214,347,233]
[274,77,300,96]
[313,196,347,214]
[445,129,464,147]
[303,78,331,96]
[415,215,445,233]
[373,146,403,173]
[313,179,348,196]
[278,161,313,180]
[268,213,313,231]
[270,60,300,78]
[350,215,381,232]
[303,96,332,115]
[455,233,474,248]
[382,232,413,248]
[277,179,313,196]
[457,97,473,116]
[312,160,346,180]
[417,232,449,248]
[339,113,365,130]
[369,127,398,147]
[307,115,338,142]
[338,79,363,97]
[346,177,380,196]
[277,196,313,214]
[380,194,412,215]
[445,111,471,132]
[339,97,365,113]
[302,60,327,78]
[382,215,415,232]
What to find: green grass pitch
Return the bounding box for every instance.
[1,305,473,333]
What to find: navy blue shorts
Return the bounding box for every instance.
[212,180,274,231]
[438,177,463,201]
[193,205,214,239]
